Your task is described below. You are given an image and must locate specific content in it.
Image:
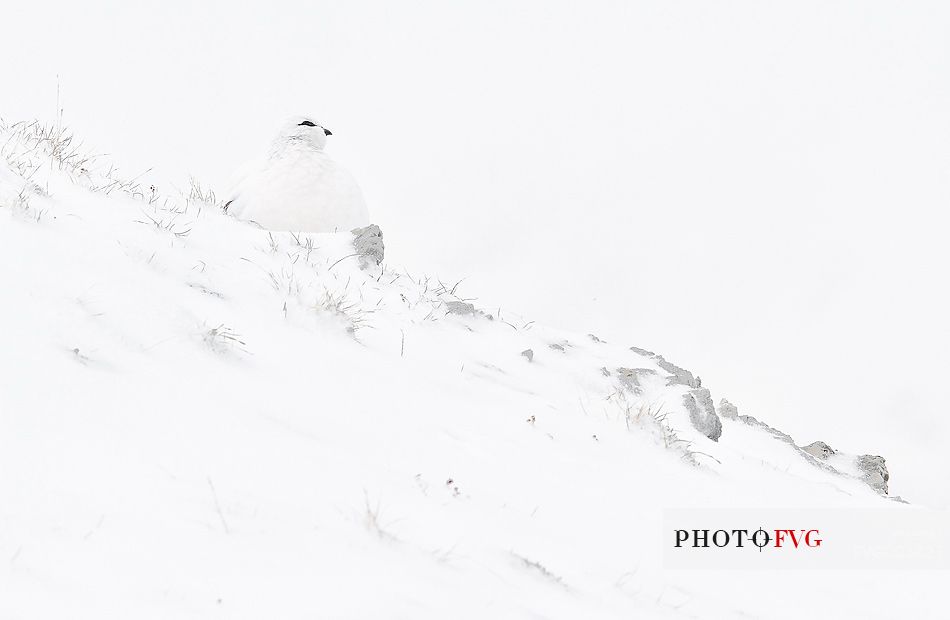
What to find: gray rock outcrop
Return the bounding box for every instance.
[616,367,657,395]
[351,224,384,269]
[683,388,722,441]
[718,399,740,420]
[444,300,477,316]
[617,355,722,441]
[802,441,836,459]
[855,454,890,494]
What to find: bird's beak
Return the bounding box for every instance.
[323,128,332,136]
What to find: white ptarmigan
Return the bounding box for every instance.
[225,117,371,233]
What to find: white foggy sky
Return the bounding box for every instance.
[3,1,949,505]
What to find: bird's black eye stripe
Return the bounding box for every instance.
[298,120,317,127]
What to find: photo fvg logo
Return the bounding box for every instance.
[674,528,822,552]
[665,508,950,569]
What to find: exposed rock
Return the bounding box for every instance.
[802,441,836,459]
[721,411,880,490]
[619,352,719,439]
[719,402,859,484]
[682,388,722,441]
[799,440,889,494]
[655,356,698,388]
[719,399,795,444]
[351,224,384,269]
[622,349,898,492]
[629,346,655,358]
[718,399,740,420]
[616,367,657,395]
[627,346,697,388]
[445,301,477,316]
[738,415,796,445]
[549,343,565,352]
[521,349,534,362]
[855,454,890,494]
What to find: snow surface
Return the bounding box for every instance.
[1,121,947,618]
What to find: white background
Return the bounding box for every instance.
[3,0,948,507]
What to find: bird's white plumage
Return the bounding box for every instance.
[226,117,370,233]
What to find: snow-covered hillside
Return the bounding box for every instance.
[1,120,946,618]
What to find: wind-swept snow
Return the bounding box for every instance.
[1,121,946,619]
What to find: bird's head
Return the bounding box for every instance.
[279,116,333,150]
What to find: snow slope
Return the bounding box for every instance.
[1,120,946,619]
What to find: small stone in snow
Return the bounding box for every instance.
[445,301,477,316]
